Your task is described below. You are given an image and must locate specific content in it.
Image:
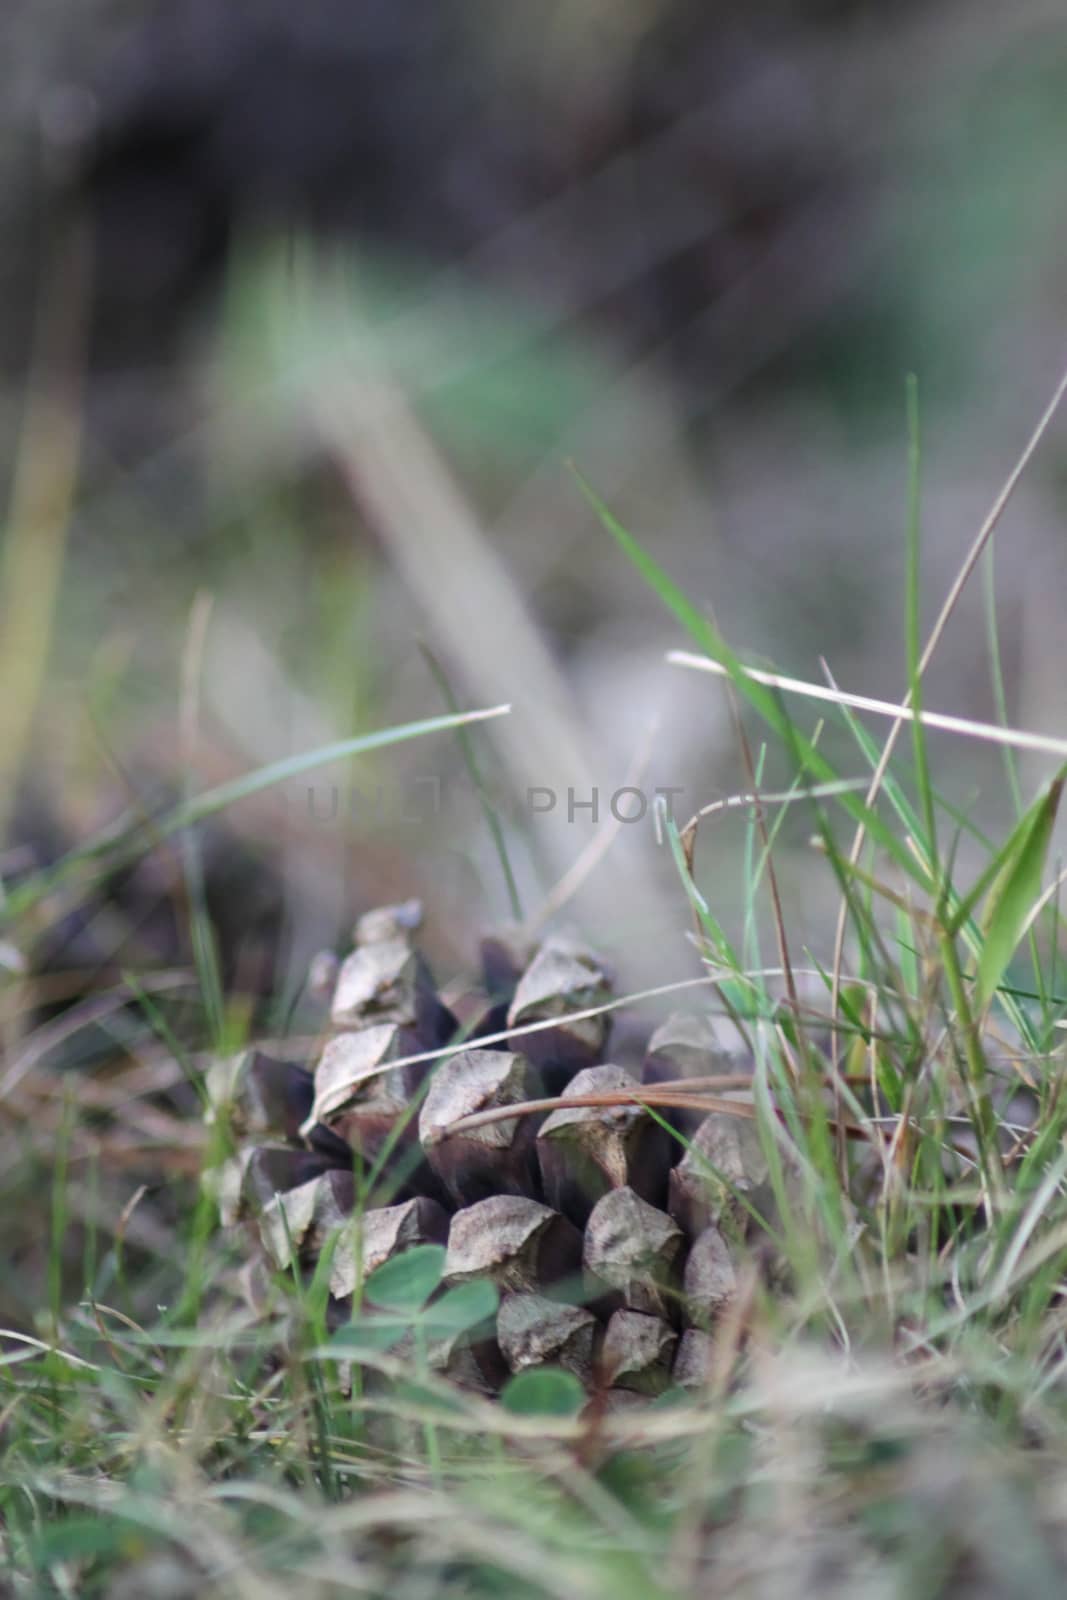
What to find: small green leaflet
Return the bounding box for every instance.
[327,1258,497,1354]
[363,1244,446,1312]
[421,1278,499,1339]
[327,1316,408,1355]
[500,1367,585,1417]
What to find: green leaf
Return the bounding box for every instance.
[392,1379,468,1416]
[421,1278,499,1339]
[976,772,1064,1009]
[500,1366,586,1417]
[363,1244,446,1312]
[28,1516,144,1566]
[327,1314,410,1354]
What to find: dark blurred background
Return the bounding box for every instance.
[3,0,1067,1012]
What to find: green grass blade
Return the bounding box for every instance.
[834,691,1037,1049]
[983,543,1024,815]
[419,642,522,920]
[975,771,1064,1010]
[3,702,511,922]
[574,469,934,894]
[904,376,939,880]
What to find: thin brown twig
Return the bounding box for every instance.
[423,1082,871,1145]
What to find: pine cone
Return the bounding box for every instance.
[208,903,772,1399]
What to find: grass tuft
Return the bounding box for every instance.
[6,410,1067,1597]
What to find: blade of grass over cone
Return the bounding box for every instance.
[333,973,888,1098]
[572,468,932,894]
[306,1227,342,1337]
[971,771,1064,1011]
[424,1082,870,1143]
[2,703,510,923]
[650,1104,783,1248]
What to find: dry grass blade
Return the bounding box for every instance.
[316,359,673,959]
[330,975,721,1088]
[423,1082,870,1144]
[667,652,1067,760]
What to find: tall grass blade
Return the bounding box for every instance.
[574,469,933,891]
[904,376,938,879]
[419,642,522,920]
[3,703,511,922]
[975,772,1063,1010]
